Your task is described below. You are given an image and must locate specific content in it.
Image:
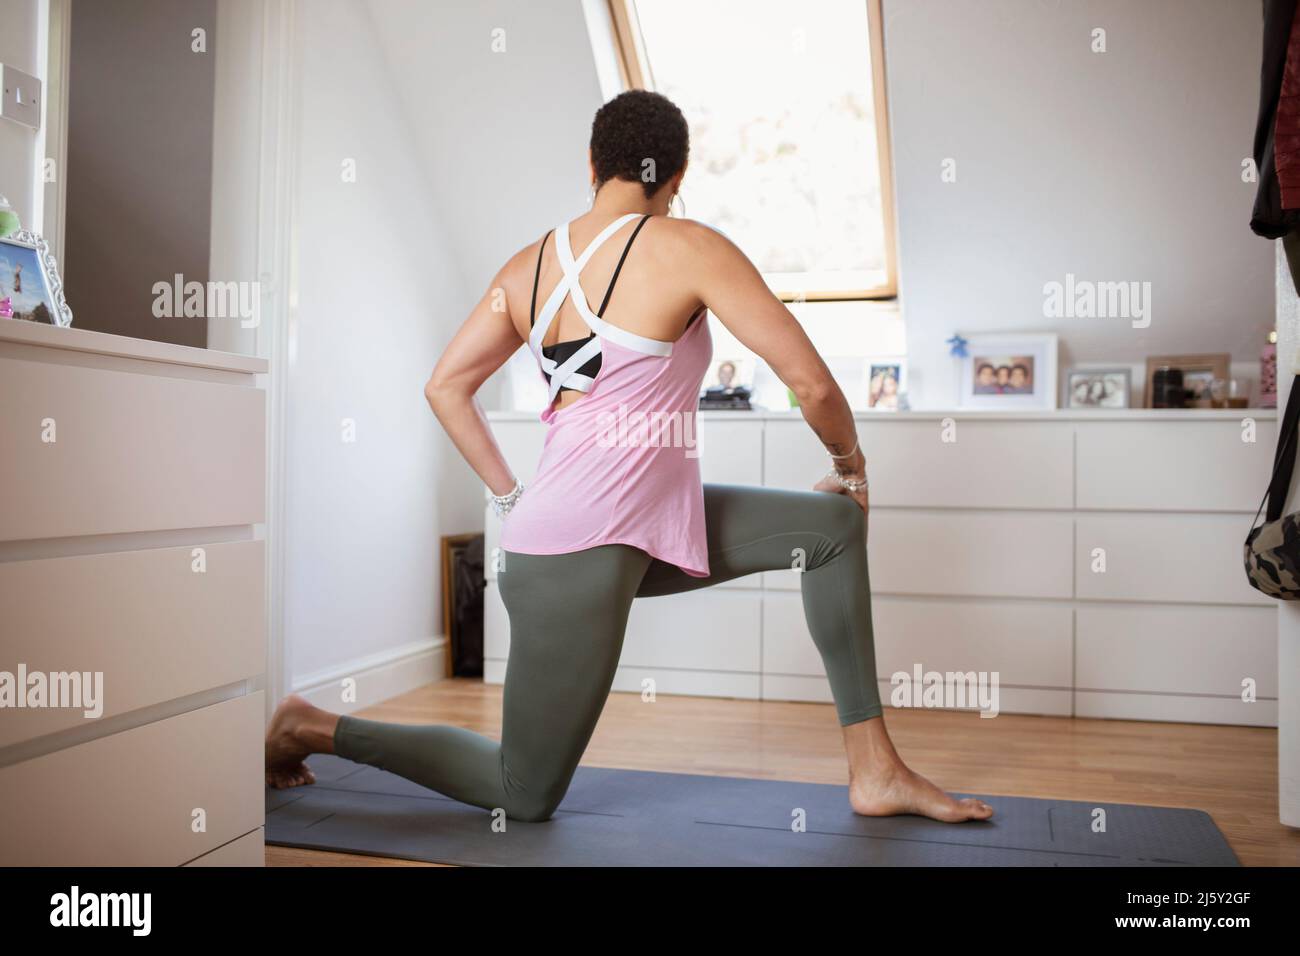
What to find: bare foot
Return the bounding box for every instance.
[850,763,994,823]
[265,694,319,790]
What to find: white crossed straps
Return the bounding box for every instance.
[529,213,674,404]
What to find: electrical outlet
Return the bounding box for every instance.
[0,63,41,131]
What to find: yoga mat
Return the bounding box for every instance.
[265,754,1239,866]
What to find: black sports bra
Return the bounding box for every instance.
[530,215,651,393]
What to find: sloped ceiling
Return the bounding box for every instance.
[364,0,606,289]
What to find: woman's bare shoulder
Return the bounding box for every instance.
[639,215,738,264]
[493,234,548,296]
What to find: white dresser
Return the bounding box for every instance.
[484,408,1278,727]
[0,322,268,866]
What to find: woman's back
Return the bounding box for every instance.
[504,213,712,408]
[497,211,715,578]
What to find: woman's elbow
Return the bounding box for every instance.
[791,375,836,408]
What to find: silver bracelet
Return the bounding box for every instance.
[825,468,868,494]
[828,439,860,460]
[490,478,524,517]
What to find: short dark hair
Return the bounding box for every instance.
[590,90,689,199]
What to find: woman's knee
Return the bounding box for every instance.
[503,789,564,823]
[812,492,866,546]
[497,757,573,822]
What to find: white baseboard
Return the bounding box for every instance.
[292,637,447,714]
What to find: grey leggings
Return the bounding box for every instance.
[333,483,881,822]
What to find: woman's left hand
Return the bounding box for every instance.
[813,471,868,510]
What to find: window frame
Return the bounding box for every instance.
[602,0,898,302]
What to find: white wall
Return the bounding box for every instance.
[0,0,40,228]
[365,0,613,409]
[284,0,479,688]
[365,0,603,292]
[883,0,1273,408]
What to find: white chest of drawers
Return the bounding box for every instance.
[0,322,268,866]
[484,408,1278,727]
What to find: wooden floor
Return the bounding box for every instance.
[267,679,1300,867]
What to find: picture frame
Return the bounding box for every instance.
[1143,353,1230,408]
[957,332,1058,410]
[0,230,73,327]
[699,354,757,410]
[865,356,906,410]
[703,355,756,394]
[1064,367,1132,409]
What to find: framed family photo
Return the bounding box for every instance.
[1065,367,1132,408]
[0,231,73,327]
[957,333,1058,410]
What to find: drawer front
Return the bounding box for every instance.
[1075,691,1276,727]
[697,418,764,485]
[869,511,1073,598]
[0,540,265,748]
[0,692,264,866]
[761,420,855,495]
[1076,604,1276,696]
[763,419,1073,509]
[762,592,1072,688]
[184,827,264,866]
[761,674,1072,717]
[484,582,760,674]
[611,667,760,701]
[1075,513,1270,605]
[872,597,1072,688]
[765,509,1073,599]
[1076,419,1275,512]
[622,590,761,672]
[0,357,265,541]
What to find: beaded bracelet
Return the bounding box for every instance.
[490,479,525,517]
[824,469,868,493]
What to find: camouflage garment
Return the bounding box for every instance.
[1244,514,1300,599]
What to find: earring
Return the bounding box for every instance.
[669,191,686,218]
[588,182,597,207]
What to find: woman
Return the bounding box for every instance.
[266,90,993,825]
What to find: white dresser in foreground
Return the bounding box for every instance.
[484,408,1278,728]
[0,321,268,865]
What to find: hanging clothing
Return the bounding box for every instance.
[1252,0,1300,239]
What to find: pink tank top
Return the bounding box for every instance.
[498,213,713,577]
